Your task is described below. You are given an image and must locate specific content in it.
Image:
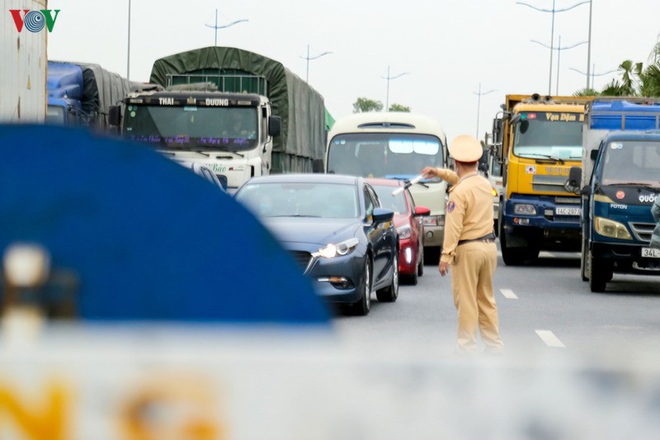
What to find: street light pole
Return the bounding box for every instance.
[205,9,248,46]
[569,65,617,90]
[127,0,131,80]
[531,37,587,95]
[586,0,593,89]
[382,66,410,111]
[474,83,496,138]
[517,0,590,95]
[300,45,332,83]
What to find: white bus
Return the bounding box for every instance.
[323,112,450,262]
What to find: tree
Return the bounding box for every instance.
[639,37,660,97]
[388,103,411,112]
[352,97,383,113]
[574,88,600,97]
[618,60,643,95]
[574,35,660,98]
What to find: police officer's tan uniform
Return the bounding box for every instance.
[423,135,503,354]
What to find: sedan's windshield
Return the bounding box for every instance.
[236,182,359,219]
[513,112,583,160]
[370,184,408,214]
[123,105,259,151]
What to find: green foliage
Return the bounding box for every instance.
[352,97,383,113]
[574,88,600,97]
[388,103,411,112]
[586,35,660,98]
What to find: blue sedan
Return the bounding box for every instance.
[235,174,399,316]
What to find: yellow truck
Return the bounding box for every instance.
[490,94,593,265]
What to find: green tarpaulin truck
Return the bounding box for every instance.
[110,46,328,193]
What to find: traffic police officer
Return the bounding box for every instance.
[421,134,503,354]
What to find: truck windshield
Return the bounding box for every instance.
[513,112,583,160]
[600,140,660,185]
[123,105,259,152]
[327,133,443,178]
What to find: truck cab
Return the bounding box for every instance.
[570,98,660,292]
[495,94,592,265]
[111,89,281,193]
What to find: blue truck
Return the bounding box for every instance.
[568,98,660,292]
[46,61,132,130]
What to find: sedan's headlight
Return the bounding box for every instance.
[513,204,536,215]
[397,223,412,240]
[313,237,359,259]
[594,216,632,240]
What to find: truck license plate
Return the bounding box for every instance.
[555,206,581,216]
[641,247,660,258]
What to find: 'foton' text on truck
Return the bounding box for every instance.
[567,98,660,292]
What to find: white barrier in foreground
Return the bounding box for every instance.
[0,325,659,440]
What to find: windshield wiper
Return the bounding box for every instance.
[524,154,565,165]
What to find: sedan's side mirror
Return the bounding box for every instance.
[372,207,394,223]
[414,206,431,217]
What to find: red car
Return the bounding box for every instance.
[367,178,430,285]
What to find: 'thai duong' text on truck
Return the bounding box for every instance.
[47,61,132,130]
[491,93,593,265]
[566,98,660,292]
[109,46,328,193]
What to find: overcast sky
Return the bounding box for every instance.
[47,0,660,142]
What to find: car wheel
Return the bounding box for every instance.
[377,252,399,302]
[407,268,419,286]
[349,258,372,316]
[417,245,424,277]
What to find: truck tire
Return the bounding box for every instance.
[588,251,611,293]
[580,238,588,282]
[500,229,526,266]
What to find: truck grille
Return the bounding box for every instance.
[289,251,314,273]
[629,221,655,242]
[532,175,573,193]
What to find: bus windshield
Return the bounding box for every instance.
[123,105,259,151]
[327,133,443,178]
[513,112,583,161]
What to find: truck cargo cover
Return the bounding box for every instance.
[150,46,326,162]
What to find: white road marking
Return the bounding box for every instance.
[535,330,566,348]
[499,288,518,299]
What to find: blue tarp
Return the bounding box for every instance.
[589,99,660,130]
[0,125,330,325]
